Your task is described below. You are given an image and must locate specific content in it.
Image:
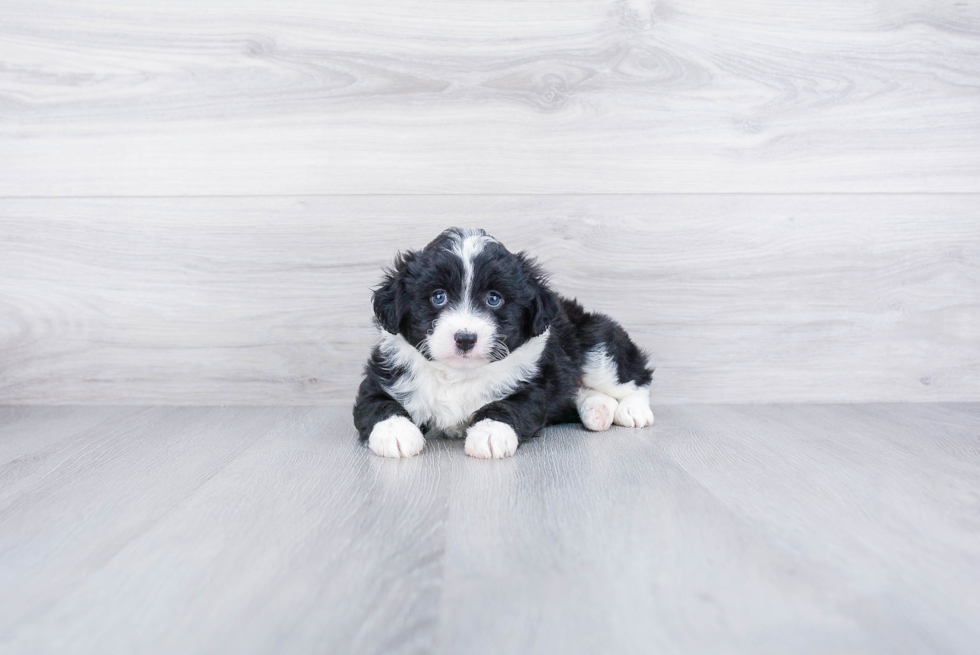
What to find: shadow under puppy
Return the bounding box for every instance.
[354,227,654,458]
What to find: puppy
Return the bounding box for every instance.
[353,228,654,459]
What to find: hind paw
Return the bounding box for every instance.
[613,394,654,428]
[578,393,618,431]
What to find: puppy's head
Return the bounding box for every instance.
[373,228,559,369]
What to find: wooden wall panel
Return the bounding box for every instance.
[1,195,976,404]
[1,0,979,195]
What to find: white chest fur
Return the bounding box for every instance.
[377,330,549,435]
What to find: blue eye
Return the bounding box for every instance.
[431,290,448,307]
[486,292,502,308]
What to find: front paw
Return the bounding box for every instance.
[368,416,426,458]
[464,419,518,459]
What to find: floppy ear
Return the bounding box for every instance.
[372,251,416,335]
[530,285,561,337]
[519,252,561,337]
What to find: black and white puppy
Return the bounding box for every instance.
[353,228,654,459]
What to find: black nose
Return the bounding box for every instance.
[454,331,477,353]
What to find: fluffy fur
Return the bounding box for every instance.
[353,228,654,458]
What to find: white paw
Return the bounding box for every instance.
[368,416,426,458]
[613,394,655,428]
[578,393,618,431]
[464,419,519,459]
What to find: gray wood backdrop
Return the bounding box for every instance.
[1,0,978,404]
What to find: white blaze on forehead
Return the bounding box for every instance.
[421,228,500,369]
[447,228,496,303]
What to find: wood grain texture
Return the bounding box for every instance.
[439,403,980,654]
[0,407,451,655]
[1,194,977,404]
[1,404,978,653]
[2,0,979,195]
[0,406,137,465]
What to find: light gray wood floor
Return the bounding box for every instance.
[1,404,978,654]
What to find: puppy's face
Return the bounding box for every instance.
[373,228,559,369]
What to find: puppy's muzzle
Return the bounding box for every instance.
[454,331,478,353]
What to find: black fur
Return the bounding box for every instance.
[353,228,654,446]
